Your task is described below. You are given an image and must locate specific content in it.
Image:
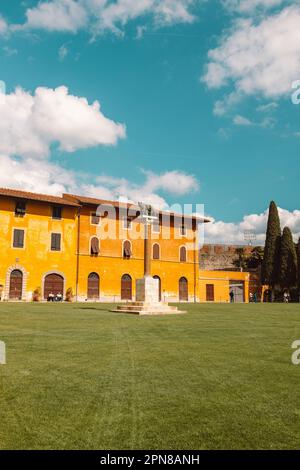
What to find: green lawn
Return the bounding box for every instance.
[0,302,300,450]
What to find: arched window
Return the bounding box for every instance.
[152,243,160,260]
[88,272,100,299]
[9,270,23,300]
[90,237,100,255]
[121,274,132,300]
[179,277,188,301]
[180,246,187,262]
[123,240,132,259]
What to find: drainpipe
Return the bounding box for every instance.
[75,206,81,302]
[193,226,197,303]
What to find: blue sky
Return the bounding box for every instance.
[1,0,300,243]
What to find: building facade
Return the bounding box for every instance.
[0,188,249,303]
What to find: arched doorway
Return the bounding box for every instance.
[44,273,64,300]
[88,272,100,299]
[179,277,188,301]
[121,274,132,300]
[153,275,161,301]
[9,270,23,300]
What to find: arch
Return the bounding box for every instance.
[153,275,162,301]
[123,240,132,259]
[179,245,187,262]
[90,236,100,256]
[9,270,23,300]
[152,243,160,260]
[121,274,132,300]
[179,277,188,302]
[88,272,100,300]
[43,272,64,300]
[5,265,27,301]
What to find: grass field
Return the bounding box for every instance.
[0,302,300,450]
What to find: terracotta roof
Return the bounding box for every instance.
[0,188,80,207]
[63,193,210,223]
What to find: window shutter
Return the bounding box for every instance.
[91,237,100,255]
[13,229,24,248]
[52,206,62,219]
[123,241,132,258]
[180,246,187,262]
[91,213,100,225]
[153,244,160,260]
[15,201,26,216]
[51,233,61,251]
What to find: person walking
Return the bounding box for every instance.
[230,290,234,303]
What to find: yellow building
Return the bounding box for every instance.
[0,188,249,303]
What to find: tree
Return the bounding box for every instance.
[233,247,247,271]
[279,227,297,292]
[297,237,300,297]
[261,201,281,293]
[246,246,264,269]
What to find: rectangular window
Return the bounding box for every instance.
[180,225,187,236]
[123,218,132,230]
[15,201,26,217]
[52,206,62,220]
[51,233,61,251]
[152,220,160,233]
[13,229,25,248]
[91,213,100,225]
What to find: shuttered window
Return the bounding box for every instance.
[15,201,26,217]
[91,237,100,255]
[13,229,25,248]
[123,240,132,258]
[51,233,61,251]
[152,221,160,233]
[91,213,100,225]
[153,243,160,260]
[180,225,187,236]
[180,246,187,262]
[52,206,62,219]
[123,218,132,229]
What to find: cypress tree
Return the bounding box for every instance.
[261,201,281,291]
[297,237,300,298]
[279,227,297,291]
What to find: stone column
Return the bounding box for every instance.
[144,222,151,276]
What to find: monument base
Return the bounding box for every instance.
[112,276,186,315]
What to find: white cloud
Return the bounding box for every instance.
[0,81,198,210]
[256,102,278,112]
[58,44,69,60]
[0,156,199,209]
[2,46,17,56]
[0,85,125,158]
[0,155,78,196]
[0,16,8,35]
[202,5,300,100]
[233,114,253,126]
[9,0,197,36]
[204,206,300,244]
[25,0,88,32]
[223,0,285,14]
[95,169,199,208]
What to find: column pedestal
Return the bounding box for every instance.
[113,276,185,315]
